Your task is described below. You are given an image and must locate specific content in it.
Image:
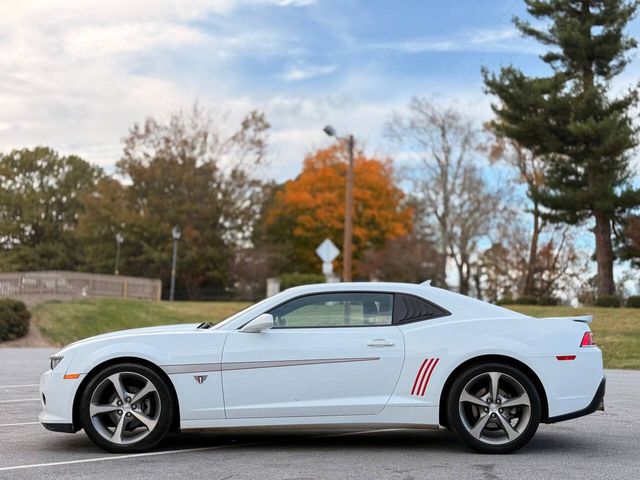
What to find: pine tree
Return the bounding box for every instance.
[483,0,640,297]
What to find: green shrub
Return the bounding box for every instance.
[0,298,31,341]
[594,295,621,308]
[279,272,326,290]
[538,296,560,306]
[514,296,539,305]
[502,296,559,306]
[626,296,640,308]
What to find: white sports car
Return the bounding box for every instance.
[40,282,605,454]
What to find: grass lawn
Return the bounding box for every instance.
[32,299,639,369]
[35,298,250,346]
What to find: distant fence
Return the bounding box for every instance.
[0,271,162,306]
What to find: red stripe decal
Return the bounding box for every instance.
[419,357,440,396]
[415,358,434,396]
[410,359,429,395]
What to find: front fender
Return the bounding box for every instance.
[69,341,170,375]
[60,331,228,425]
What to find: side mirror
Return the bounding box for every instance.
[240,313,274,333]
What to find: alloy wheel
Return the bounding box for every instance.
[89,371,161,445]
[458,371,532,445]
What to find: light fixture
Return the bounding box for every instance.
[323,125,337,137]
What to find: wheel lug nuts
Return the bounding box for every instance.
[117,401,122,406]
[117,410,123,415]
[496,399,501,404]
[491,413,496,417]
[126,412,132,417]
[132,404,137,410]
[486,398,492,403]
[126,397,131,402]
[499,408,503,413]
[484,407,489,412]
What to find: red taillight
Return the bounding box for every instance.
[580,331,595,347]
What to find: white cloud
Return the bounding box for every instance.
[0,0,315,167]
[281,64,336,81]
[0,1,314,25]
[0,0,508,182]
[64,23,207,59]
[373,27,541,54]
[256,93,397,179]
[251,0,315,5]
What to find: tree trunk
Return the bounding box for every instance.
[458,256,470,295]
[594,210,615,297]
[473,268,483,300]
[435,221,448,288]
[522,203,541,297]
[435,251,447,287]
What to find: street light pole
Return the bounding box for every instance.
[169,226,181,301]
[114,233,124,275]
[343,135,354,282]
[323,125,354,282]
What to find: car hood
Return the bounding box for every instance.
[61,323,202,352]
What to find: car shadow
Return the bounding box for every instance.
[47,425,598,457]
[167,426,596,456]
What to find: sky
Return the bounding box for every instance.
[2,0,638,181]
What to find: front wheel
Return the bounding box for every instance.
[79,363,173,453]
[446,362,541,454]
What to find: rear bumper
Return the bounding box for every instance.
[546,375,605,423]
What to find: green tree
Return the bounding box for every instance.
[86,105,270,298]
[0,147,102,271]
[483,0,640,297]
[76,177,133,274]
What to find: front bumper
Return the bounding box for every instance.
[546,375,605,423]
[42,422,75,433]
[38,356,84,431]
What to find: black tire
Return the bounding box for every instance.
[446,362,541,454]
[79,363,174,453]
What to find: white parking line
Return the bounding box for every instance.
[0,398,40,404]
[0,384,39,389]
[0,421,39,427]
[0,429,401,472]
[0,446,229,472]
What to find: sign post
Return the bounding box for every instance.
[315,239,340,283]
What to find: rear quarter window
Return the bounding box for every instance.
[392,293,450,324]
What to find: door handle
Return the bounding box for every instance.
[367,339,395,347]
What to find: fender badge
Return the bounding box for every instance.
[194,375,208,384]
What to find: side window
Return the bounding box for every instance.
[270,293,394,328]
[392,294,449,324]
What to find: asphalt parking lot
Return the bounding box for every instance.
[1,348,639,479]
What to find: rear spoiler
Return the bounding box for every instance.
[540,315,593,325]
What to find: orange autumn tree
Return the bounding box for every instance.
[265,145,412,277]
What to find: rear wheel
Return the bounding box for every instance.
[446,362,541,454]
[79,363,173,453]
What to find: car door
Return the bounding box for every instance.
[221,291,405,418]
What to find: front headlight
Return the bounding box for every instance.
[49,355,64,371]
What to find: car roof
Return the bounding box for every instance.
[215,282,525,330]
[283,282,526,320]
[284,281,424,294]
